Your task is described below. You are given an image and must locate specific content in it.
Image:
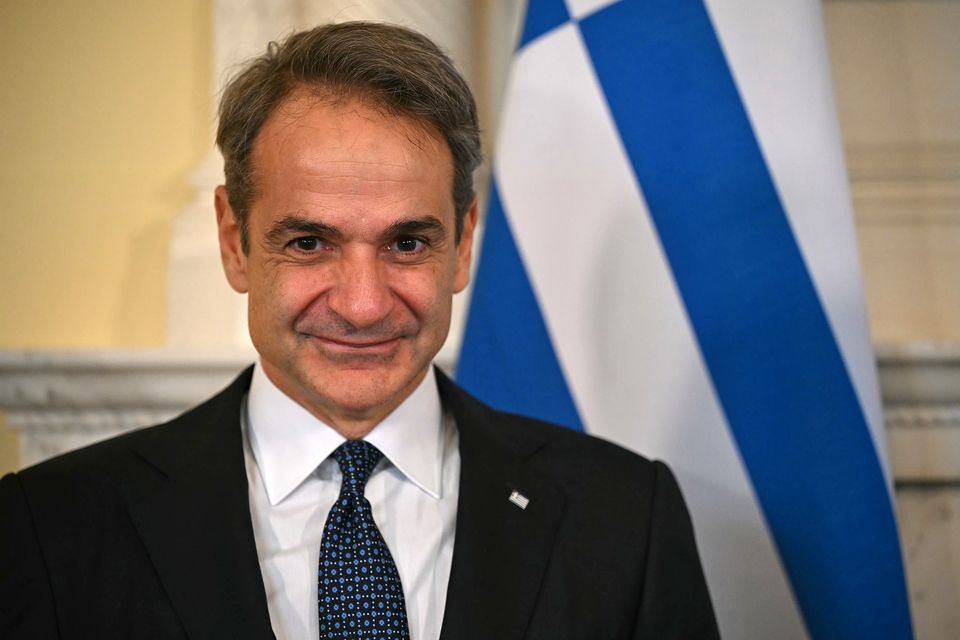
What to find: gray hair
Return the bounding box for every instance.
[216,21,483,252]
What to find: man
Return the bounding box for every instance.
[1,22,719,639]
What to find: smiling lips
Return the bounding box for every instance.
[306,333,407,359]
[318,335,401,349]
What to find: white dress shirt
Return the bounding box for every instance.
[242,363,459,640]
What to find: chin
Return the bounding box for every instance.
[306,368,413,411]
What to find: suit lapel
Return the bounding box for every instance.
[122,368,275,640]
[437,372,565,640]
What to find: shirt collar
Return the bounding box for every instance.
[246,362,445,505]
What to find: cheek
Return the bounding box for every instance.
[391,267,451,319]
[251,265,326,325]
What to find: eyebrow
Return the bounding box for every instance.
[382,216,447,240]
[265,216,342,247]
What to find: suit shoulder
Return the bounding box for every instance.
[494,407,666,485]
[14,420,164,492]
[502,407,653,465]
[438,373,661,484]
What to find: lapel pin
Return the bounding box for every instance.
[508,490,530,510]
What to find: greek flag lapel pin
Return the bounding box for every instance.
[508,490,530,510]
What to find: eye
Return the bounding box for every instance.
[291,237,323,252]
[390,236,426,254]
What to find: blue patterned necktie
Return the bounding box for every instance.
[318,440,411,639]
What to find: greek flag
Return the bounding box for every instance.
[456,1,913,637]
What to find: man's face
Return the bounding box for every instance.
[216,92,476,436]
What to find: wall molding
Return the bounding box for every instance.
[0,350,254,467]
[2,345,959,480]
[847,144,960,223]
[875,343,960,484]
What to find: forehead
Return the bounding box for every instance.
[249,90,454,200]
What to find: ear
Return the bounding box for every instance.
[215,185,250,294]
[453,198,478,294]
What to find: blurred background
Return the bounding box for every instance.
[1,0,957,636]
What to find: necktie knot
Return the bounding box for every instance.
[333,440,383,497]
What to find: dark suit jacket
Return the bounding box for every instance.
[1,367,719,639]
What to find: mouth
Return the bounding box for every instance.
[309,335,403,355]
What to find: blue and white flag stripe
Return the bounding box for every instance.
[458,1,912,638]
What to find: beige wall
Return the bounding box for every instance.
[0,0,211,472]
[0,0,210,348]
[824,1,960,345]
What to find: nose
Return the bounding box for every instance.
[326,249,394,328]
